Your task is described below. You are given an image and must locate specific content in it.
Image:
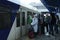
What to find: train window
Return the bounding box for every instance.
[0,13,11,29]
[16,13,20,27]
[22,12,25,26]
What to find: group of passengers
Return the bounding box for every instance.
[28,12,59,38]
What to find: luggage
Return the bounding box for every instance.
[28,26,34,39]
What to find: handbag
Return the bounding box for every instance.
[28,25,34,39]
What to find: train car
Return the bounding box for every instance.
[0,0,20,40]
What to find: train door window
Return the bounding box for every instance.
[16,13,20,27]
[0,13,11,29]
[22,12,25,26]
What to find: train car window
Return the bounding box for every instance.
[22,12,25,26]
[0,13,11,29]
[16,13,20,27]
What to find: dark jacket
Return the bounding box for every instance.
[50,13,56,25]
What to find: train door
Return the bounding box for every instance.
[21,12,25,36]
[20,8,33,38]
[20,10,27,37]
[16,8,24,39]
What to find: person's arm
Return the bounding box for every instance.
[31,18,37,26]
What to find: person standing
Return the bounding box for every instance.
[54,15,59,34]
[40,14,45,35]
[31,14,38,37]
[43,13,52,36]
[50,13,56,36]
[38,14,41,35]
[27,14,32,30]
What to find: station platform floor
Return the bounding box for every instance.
[21,33,60,40]
[17,28,60,40]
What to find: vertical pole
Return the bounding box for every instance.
[20,7,22,40]
[25,11,27,35]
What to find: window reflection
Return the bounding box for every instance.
[22,12,25,26]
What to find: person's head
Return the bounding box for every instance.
[34,14,38,18]
[31,14,34,18]
[32,15,34,18]
[32,13,36,18]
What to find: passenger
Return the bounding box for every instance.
[31,14,38,37]
[28,14,34,38]
[27,14,32,28]
[38,14,41,35]
[40,14,45,35]
[43,13,52,36]
[50,13,56,36]
[54,15,59,34]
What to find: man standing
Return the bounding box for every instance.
[31,14,38,37]
[40,14,45,35]
[43,13,52,36]
[50,13,56,36]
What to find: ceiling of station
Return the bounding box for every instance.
[8,0,49,12]
[30,2,47,9]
